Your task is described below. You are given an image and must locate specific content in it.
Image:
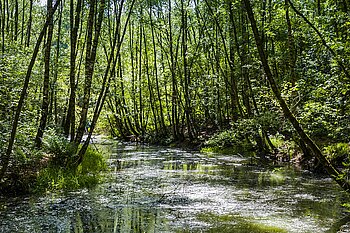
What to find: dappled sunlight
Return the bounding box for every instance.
[1,143,349,232]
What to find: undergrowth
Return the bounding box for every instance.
[35,132,107,192]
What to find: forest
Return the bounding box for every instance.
[0,0,350,196]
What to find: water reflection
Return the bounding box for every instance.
[0,143,349,233]
[71,207,163,233]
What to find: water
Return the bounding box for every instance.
[0,141,349,232]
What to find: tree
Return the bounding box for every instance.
[243,0,350,192]
[0,0,62,179]
[74,0,105,145]
[63,0,83,141]
[35,0,55,148]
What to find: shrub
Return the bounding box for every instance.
[323,143,350,167]
[36,133,107,192]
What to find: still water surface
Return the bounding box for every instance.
[0,141,349,232]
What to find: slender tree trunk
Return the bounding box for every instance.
[287,0,350,81]
[206,0,242,120]
[181,0,194,139]
[285,0,297,86]
[0,0,61,179]
[50,0,63,125]
[76,0,135,163]
[4,0,8,33]
[64,0,82,140]
[20,0,24,44]
[143,25,159,134]
[14,0,18,41]
[243,0,350,192]
[74,0,105,145]
[168,0,179,139]
[138,18,144,134]
[241,6,252,116]
[149,4,166,133]
[317,0,321,15]
[35,0,55,148]
[129,21,141,133]
[25,0,32,47]
[1,0,5,53]
[227,2,240,121]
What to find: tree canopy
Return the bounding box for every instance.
[0,0,350,192]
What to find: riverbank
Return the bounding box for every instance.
[1,143,349,232]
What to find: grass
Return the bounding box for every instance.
[35,145,107,192]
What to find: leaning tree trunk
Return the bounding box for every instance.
[287,0,350,81]
[0,0,61,179]
[74,0,105,145]
[76,0,135,164]
[243,0,350,192]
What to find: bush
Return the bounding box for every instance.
[36,132,107,192]
[323,143,350,167]
[36,146,107,192]
[42,129,77,168]
[203,119,257,154]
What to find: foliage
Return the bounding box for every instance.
[42,129,77,167]
[35,131,107,192]
[36,146,107,192]
[323,143,350,167]
[269,134,298,159]
[203,111,282,155]
[1,0,350,192]
[203,120,257,154]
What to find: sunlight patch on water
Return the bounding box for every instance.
[1,144,349,233]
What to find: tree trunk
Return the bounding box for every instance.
[35,0,55,148]
[168,0,179,139]
[149,4,166,134]
[74,0,105,145]
[49,0,63,126]
[143,26,159,135]
[243,0,350,192]
[0,0,61,179]
[285,0,297,86]
[0,2,2,51]
[25,0,33,47]
[14,0,18,41]
[287,0,350,81]
[64,0,82,140]
[76,0,135,163]
[181,0,194,139]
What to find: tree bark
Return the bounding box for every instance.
[0,0,61,179]
[25,0,33,47]
[74,0,105,145]
[0,0,4,53]
[64,0,83,140]
[243,0,350,192]
[14,0,18,41]
[285,0,297,86]
[149,4,166,134]
[76,0,135,163]
[35,0,55,148]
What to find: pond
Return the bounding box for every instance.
[0,140,349,232]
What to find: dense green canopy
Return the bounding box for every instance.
[0,0,349,191]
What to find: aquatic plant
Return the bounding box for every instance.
[195,212,287,233]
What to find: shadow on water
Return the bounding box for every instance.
[1,142,350,232]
